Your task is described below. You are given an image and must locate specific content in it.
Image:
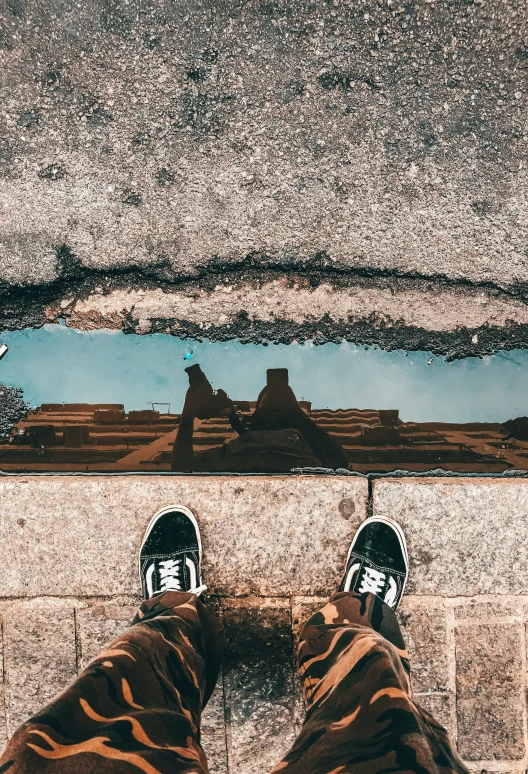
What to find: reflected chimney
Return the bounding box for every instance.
[266,368,289,387]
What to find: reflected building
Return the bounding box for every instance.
[1,361,527,473]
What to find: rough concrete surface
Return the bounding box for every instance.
[455,620,525,760]
[0,475,367,597]
[372,477,528,596]
[4,608,77,729]
[1,0,528,355]
[49,278,528,360]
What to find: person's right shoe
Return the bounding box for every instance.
[339,516,408,610]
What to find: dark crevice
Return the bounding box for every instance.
[1,246,528,359]
[50,246,528,302]
[131,315,528,362]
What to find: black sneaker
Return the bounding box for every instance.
[139,505,206,599]
[339,516,408,610]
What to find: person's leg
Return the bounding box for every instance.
[272,517,469,774]
[0,506,223,774]
[171,364,233,472]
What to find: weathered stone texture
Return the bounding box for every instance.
[0,595,527,769]
[1,0,528,346]
[454,598,522,622]
[77,602,138,667]
[2,475,528,767]
[202,677,229,774]
[223,599,296,773]
[4,609,77,732]
[398,599,449,695]
[0,691,6,750]
[373,479,528,596]
[455,622,524,761]
[0,476,367,598]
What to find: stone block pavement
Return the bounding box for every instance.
[0,476,527,772]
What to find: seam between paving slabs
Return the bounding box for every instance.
[0,618,9,741]
[2,469,528,478]
[519,610,528,770]
[0,595,527,606]
[445,605,458,747]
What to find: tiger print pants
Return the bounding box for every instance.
[0,591,469,774]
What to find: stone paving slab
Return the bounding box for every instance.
[455,621,524,761]
[223,598,296,774]
[0,595,526,772]
[4,608,77,731]
[372,478,528,596]
[0,476,367,598]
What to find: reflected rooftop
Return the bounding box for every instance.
[0,325,527,474]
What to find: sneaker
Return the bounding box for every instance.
[139,505,207,599]
[339,516,408,609]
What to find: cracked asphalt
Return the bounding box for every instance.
[0,0,527,354]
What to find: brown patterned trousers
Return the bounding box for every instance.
[0,591,469,774]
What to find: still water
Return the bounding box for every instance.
[0,324,526,423]
[1,325,527,474]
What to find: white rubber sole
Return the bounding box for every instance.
[138,504,203,575]
[344,515,409,598]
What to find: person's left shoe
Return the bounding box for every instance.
[339,516,408,609]
[139,505,206,599]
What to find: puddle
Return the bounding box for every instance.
[0,325,527,474]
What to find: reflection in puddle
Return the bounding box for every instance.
[0,326,528,473]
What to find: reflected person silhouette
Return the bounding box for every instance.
[171,365,348,472]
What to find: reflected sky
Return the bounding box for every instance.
[0,325,526,423]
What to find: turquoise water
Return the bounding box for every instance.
[0,325,526,423]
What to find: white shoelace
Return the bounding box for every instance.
[159,559,183,591]
[358,566,386,595]
[158,559,207,597]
